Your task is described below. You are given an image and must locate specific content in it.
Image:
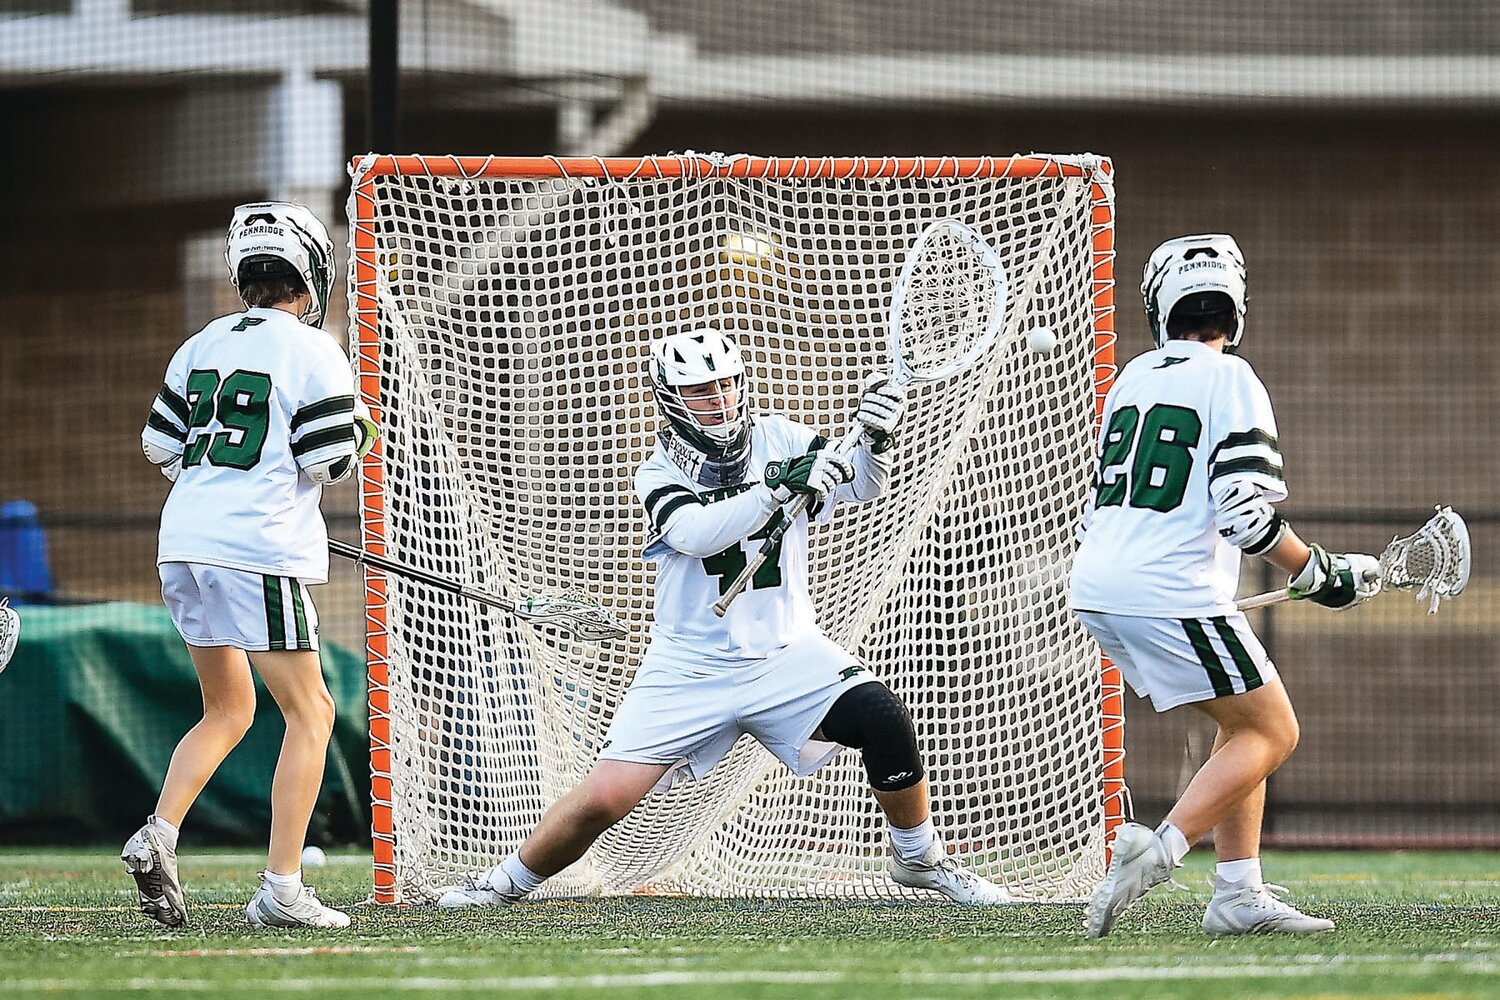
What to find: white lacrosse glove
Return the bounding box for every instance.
[1288,544,1382,611]
[806,450,855,499]
[855,373,907,454]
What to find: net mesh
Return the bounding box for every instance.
[352,155,1113,903]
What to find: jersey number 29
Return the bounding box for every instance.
[183,368,274,470]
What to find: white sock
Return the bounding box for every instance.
[263,868,304,904]
[1215,857,1263,890]
[497,853,546,896]
[889,818,937,861]
[148,815,180,850]
[1155,821,1190,866]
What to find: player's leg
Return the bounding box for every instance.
[243,646,347,928]
[1185,691,1332,934]
[124,565,259,927]
[439,648,713,908]
[812,681,1008,905]
[439,759,670,908]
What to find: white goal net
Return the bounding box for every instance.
[348,153,1122,904]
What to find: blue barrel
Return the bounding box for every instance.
[0,500,54,600]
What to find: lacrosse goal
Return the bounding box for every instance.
[348,152,1122,904]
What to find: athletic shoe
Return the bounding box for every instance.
[1202,882,1335,935]
[436,866,524,908]
[889,839,1013,905]
[121,819,186,928]
[1084,822,1176,937]
[244,875,350,929]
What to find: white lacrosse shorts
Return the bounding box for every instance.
[159,562,319,652]
[600,631,881,792]
[1075,609,1277,712]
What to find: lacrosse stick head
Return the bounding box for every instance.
[888,218,1009,384]
[1379,506,1471,614]
[0,598,18,674]
[513,593,630,643]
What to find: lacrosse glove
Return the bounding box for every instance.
[1289,544,1382,611]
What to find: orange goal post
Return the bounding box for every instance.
[347,152,1123,904]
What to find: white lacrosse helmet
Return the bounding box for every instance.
[649,326,750,453]
[225,202,336,328]
[1140,234,1248,349]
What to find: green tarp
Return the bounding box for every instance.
[0,603,369,845]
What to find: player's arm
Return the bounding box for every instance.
[1209,377,1377,609]
[291,339,375,485]
[142,365,189,482]
[831,373,905,504]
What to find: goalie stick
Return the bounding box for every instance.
[329,538,629,642]
[713,217,1010,617]
[0,598,18,674]
[1236,506,1470,614]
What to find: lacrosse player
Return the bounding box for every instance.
[438,326,1010,908]
[124,202,376,930]
[1072,234,1381,937]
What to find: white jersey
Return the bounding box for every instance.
[1070,339,1286,617]
[636,414,872,662]
[142,307,359,582]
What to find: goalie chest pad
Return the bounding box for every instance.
[1069,340,1286,618]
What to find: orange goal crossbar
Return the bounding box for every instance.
[349,152,1122,904]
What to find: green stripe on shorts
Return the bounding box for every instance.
[290,580,310,651]
[264,576,286,651]
[1212,616,1263,692]
[1181,618,1235,698]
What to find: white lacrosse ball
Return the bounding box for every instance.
[1027,327,1058,354]
[301,845,327,867]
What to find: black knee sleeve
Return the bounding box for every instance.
[817,682,925,792]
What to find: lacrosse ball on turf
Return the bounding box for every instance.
[1027,327,1058,354]
[301,845,327,867]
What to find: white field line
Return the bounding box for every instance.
[5,957,1498,993]
[0,853,368,867]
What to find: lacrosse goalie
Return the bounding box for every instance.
[437,325,1010,908]
[123,202,376,931]
[1071,234,1381,937]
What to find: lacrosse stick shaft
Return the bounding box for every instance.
[1236,589,1292,611]
[329,538,520,613]
[711,422,868,616]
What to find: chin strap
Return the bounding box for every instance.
[660,429,750,488]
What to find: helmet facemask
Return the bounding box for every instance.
[649,327,753,485]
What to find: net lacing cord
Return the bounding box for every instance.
[1378,506,1471,614]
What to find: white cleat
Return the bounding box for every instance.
[1202,883,1335,935]
[121,820,186,928]
[889,839,1013,905]
[436,867,524,909]
[245,875,350,929]
[1085,822,1176,937]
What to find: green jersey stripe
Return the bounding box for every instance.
[156,384,191,424]
[653,493,703,532]
[644,484,695,518]
[1209,457,1284,482]
[291,425,356,457]
[1209,428,1279,464]
[1181,619,1235,698]
[291,395,355,432]
[146,411,187,442]
[264,576,287,651]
